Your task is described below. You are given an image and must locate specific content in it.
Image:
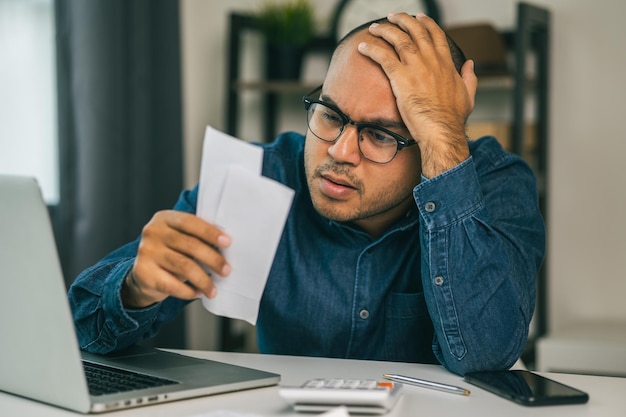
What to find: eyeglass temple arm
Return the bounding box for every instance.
[304,84,323,97]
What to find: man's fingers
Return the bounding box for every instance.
[134,262,205,301]
[136,232,222,296]
[367,19,419,60]
[158,210,231,250]
[133,254,217,302]
[158,223,231,277]
[361,14,456,82]
[357,39,399,76]
[387,13,448,51]
[160,248,218,294]
[129,210,233,304]
[144,211,231,276]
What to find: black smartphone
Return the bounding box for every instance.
[464,370,589,406]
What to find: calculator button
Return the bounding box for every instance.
[358,380,378,389]
[303,379,325,388]
[377,381,394,390]
[324,379,345,388]
[342,380,361,389]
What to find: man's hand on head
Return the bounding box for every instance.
[121,210,231,309]
[356,12,478,178]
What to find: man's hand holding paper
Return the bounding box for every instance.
[122,126,294,323]
[123,210,232,309]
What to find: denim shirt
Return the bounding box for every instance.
[68,132,545,376]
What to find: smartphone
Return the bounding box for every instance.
[464,370,589,406]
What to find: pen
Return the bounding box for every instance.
[383,373,471,396]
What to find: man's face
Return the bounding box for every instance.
[304,32,422,236]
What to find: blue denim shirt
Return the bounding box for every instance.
[68,132,545,376]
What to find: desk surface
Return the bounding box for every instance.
[2,350,625,416]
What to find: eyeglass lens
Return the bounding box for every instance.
[306,102,399,164]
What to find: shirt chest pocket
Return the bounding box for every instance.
[384,292,437,363]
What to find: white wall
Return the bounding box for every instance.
[180,0,626,348]
[440,0,626,331]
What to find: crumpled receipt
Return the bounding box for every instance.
[196,126,294,325]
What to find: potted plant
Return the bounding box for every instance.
[257,0,315,80]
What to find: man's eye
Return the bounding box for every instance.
[321,110,342,125]
[363,128,396,146]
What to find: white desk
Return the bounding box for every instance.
[536,321,626,376]
[2,350,625,416]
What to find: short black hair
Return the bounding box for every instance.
[337,16,467,75]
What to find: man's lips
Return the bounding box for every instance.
[318,173,358,199]
[322,174,356,189]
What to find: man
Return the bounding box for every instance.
[69,13,545,376]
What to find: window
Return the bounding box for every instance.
[0,0,58,204]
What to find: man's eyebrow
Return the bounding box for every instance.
[320,93,337,105]
[321,93,408,131]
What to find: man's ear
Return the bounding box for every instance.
[461,59,477,112]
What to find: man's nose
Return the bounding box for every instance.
[327,125,361,165]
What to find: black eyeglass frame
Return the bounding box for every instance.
[302,88,417,164]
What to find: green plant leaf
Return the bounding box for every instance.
[257,0,314,46]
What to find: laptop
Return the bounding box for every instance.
[0,175,280,413]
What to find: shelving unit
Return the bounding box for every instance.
[223,3,550,360]
[225,13,333,144]
[508,3,550,365]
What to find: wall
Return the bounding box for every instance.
[439,0,626,332]
[180,0,626,349]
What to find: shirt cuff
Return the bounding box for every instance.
[413,156,483,230]
[101,259,160,334]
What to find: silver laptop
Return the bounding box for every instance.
[0,175,280,413]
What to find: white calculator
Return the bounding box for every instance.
[278,378,403,414]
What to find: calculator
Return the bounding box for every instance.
[278,378,403,414]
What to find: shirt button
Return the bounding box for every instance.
[425,201,436,212]
[359,309,370,319]
[434,275,444,286]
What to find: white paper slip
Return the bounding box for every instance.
[201,165,294,324]
[197,125,263,223]
[196,126,294,325]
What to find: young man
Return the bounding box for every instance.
[69,13,545,376]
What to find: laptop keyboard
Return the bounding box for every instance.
[83,361,179,396]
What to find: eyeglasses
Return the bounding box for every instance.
[302,91,417,164]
